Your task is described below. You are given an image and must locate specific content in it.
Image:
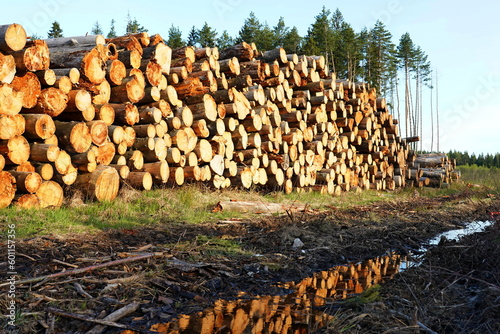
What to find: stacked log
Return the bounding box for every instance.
[0,23,459,208]
[406,152,458,188]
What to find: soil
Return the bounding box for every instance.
[1,188,499,333]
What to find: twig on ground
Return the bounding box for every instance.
[86,302,140,334]
[0,253,156,288]
[74,282,93,299]
[47,307,152,333]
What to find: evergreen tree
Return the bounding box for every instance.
[282,26,302,53]
[257,23,275,50]
[91,21,103,35]
[363,21,397,96]
[217,30,235,50]
[273,17,289,48]
[47,21,63,38]
[125,13,148,34]
[107,19,117,38]
[167,25,184,48]
[198,22,218,47]
[237,12,262,43]
[396,32,416,138]
[186,26,199,46]
[302,7,335,70]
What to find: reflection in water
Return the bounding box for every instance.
[140,254,404,333]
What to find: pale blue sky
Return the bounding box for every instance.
[2,0,499,154]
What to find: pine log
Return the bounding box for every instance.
[91,104,114,126]
[0,114,24,139]
[141,161,169,183]
[74,165,119,201]
[50,44,110,84]
[9,171,42,193]
[95,141,116,165]
[29,87,69,117]
[126,171,153,190]
[0,135,30,164]
[8,39,50,72]
[52,68,81,84]
[44,35,105,48]
[0,171,16,208]
[54,121,92,153]
[142,42,171,74]
[36,180,64,208]
[14,193,40,209]
[109,103,139,126]
[22,114,55,139]
[0,53,16,84]
[0,24,27,52]
[220,42,254,61]
[0,83,24,116]
[110,76,145,103]
[86,120,108,146]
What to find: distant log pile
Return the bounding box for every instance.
[0,23,459,208]
[406,152,459,188]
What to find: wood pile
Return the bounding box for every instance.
[406,153,458,188]
[0,23,457,208]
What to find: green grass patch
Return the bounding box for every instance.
[458,165,500,192]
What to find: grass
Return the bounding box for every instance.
[1,165,498,240]
[458,165,500,192]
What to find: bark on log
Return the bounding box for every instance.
[22,114,55,139]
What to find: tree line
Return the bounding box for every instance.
[448,151,500,168]
[42,7,437,151]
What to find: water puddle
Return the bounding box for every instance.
[137,220,495,333]
[399,220,496,271]
[144,254,404,333]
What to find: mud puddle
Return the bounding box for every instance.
[132,254,404,333]
[135,220,497,334]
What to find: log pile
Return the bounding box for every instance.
[406,152,458,188]
[0,23,458,208]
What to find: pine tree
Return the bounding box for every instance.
[396,33,416,138]
[167,25,184,48]
[237,12,262,44]
[217,30,235,50]
[107,19,117,38]
[363,21,397,96]
[282,27,302,53]
[273,17,289,48]
[91,21,103,35]
[257,23,275,50]
[125,13,148,34]
[47,21,63,38]
[198,22,218,47]
[302,7,335,70]
[186,26,199,46]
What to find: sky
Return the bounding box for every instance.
[2,0,499,155]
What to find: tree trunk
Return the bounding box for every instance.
[8,39,50,72]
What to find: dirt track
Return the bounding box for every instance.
[2,190,499,333]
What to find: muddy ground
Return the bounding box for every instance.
[1,188,499,333]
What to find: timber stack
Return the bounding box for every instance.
[0,23,459,208]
